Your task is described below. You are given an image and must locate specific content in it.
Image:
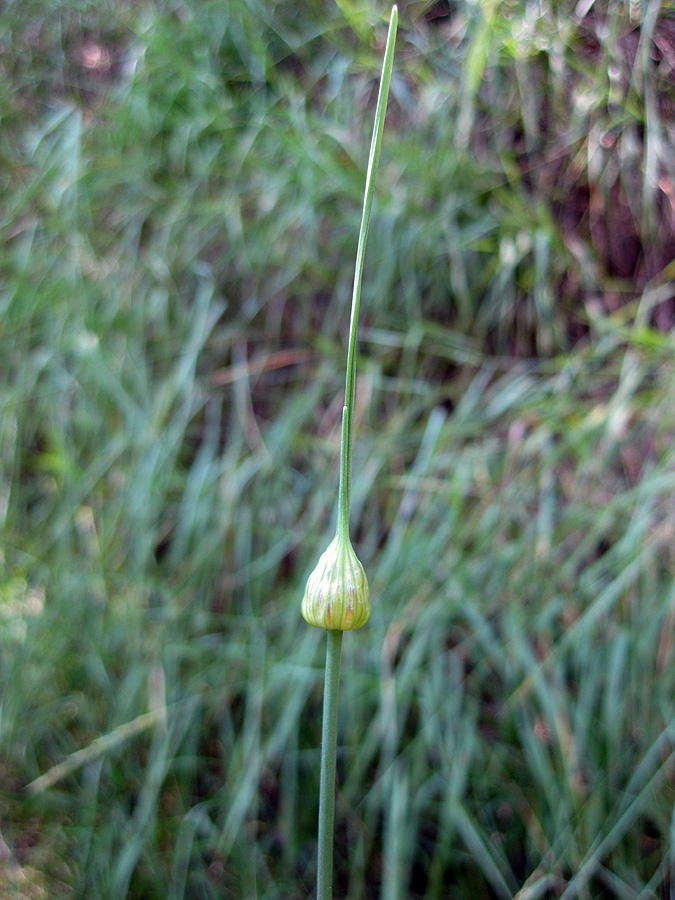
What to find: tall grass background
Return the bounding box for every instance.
[2,1,675,898]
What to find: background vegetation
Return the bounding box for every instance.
[2,1,675,897]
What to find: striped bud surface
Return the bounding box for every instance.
[301,533,370,631]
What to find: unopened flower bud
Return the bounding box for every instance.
[302,533,370,631]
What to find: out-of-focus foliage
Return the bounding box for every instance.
[2,1,675,898]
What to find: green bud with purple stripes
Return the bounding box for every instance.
[301,532,370,631]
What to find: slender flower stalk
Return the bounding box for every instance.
[302,8,398,900]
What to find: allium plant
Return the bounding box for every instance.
[301,8,398,900]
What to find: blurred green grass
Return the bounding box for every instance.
[2,1,675,898]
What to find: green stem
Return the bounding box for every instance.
[316,10,397,900]
[317,629,344,900]
[337,5,398,539]
[337,406,351,538]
